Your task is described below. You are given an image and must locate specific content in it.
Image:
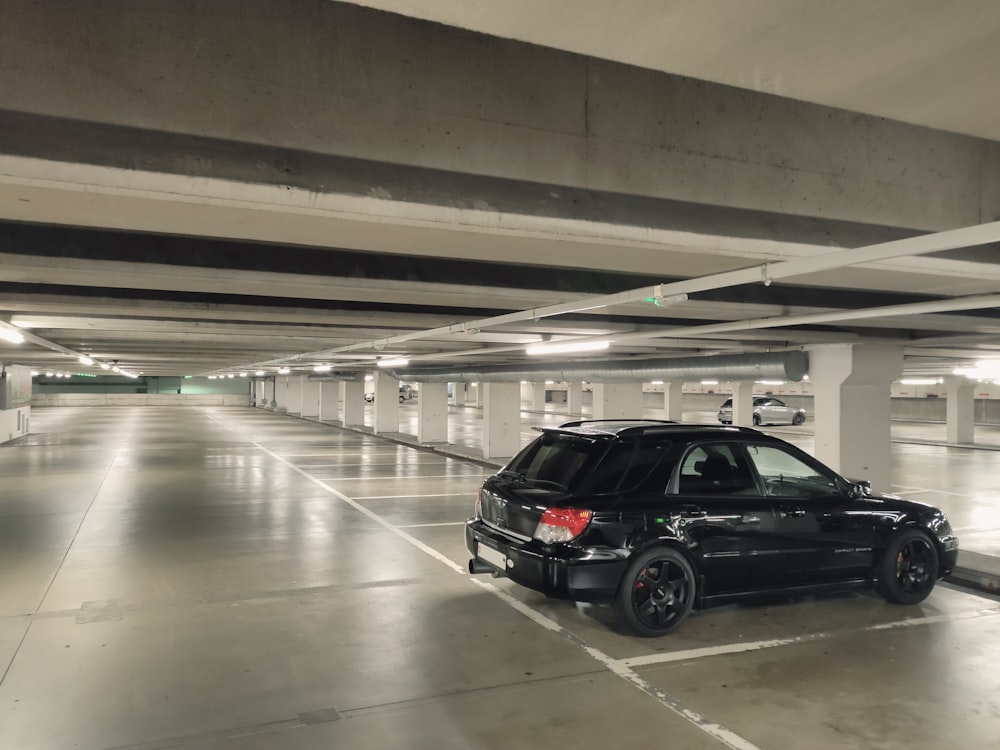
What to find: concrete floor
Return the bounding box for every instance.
[3,405,1000,750]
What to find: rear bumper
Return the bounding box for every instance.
[465,519,627,602]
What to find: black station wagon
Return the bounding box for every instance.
[466,420,959,637]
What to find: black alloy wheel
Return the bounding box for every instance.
[614,547,695,637]
[792,412,805,425]
[752,413,761,426]
[877,529,939,605]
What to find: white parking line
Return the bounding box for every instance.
[212,414,763,750]
[621,607,1000,668]
[891,484,977,497]
[353,493,473,500]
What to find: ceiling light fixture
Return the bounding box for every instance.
[377,357,409,368]
[100,363,111,370]
[525,340,609,356]
[0,327,25,344]
[79,356,94,365]
[278,367,291,375]
[313,364,332,372]
[643,293,689,307]
[255,370,265,376]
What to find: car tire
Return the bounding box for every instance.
[876,528,939,605]
[613,547,696,637]
[399,395,405,403]
[752,414,761,426]
[792,412,805,425]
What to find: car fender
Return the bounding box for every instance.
[870,513,951,576]
[622,530,700,576]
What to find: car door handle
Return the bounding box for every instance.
[680,505,707,518]
[740,514,761,524]
[780,508,807,518]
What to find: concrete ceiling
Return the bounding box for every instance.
[2,2,1000,382]
[349,0,1000,141]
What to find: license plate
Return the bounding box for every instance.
[477,541,507,570]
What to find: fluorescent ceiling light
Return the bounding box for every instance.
[313,364,332,372]
[525,340,609,356]
[701,380,718,385]
[100,363,111,370]
[238,372,248,377]
[0,328,24,344]
[900,378,940,385]
[278,367,291,375]
[255,370,265,376]
[377,357,409,368]
[227,374,235,379]
[79,356,94,365]
[757,380,785,385]
[650,380,664,385]
[954,361,1000,379]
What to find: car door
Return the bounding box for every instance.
[757,398,788,424]
[666,441,782,595]
[739,441,876,584]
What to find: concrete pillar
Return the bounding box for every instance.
[591,382,643,420]
[286,376,303,414]
[264,379,275,409]
[452,382,467,406]
[301,379,320,418]
[944,375,975,444]
[417,381,449,444]
[732,381,756,426]
[531,381,547,411]
[663,381,684,421]
[373,370,400,434]
[342,380,365,426]
[273,377,287,411]
[319,381,339,421]
[808,343,903,492]
[567,381,583,416]
[483,382,521,459]
[473,382,483,407]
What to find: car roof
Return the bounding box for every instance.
[537,419,769,441]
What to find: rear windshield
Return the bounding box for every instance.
[505,433,676,494]
[505,434,604,491]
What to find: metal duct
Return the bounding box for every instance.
[388,351,808,383]
[306,371,364,382]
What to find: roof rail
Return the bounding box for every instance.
[557,419,676,429]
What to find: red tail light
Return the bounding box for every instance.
[534,507,592,544]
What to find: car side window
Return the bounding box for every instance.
[745,443,842,498]
[586,440,676,494]
[675,443,758,495]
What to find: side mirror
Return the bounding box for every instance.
[847,479,871,499]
